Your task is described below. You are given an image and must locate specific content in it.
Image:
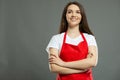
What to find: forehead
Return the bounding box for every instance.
[67,4,80,10]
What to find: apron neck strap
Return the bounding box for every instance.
[63,32,67,43]
[80,32,86,41]
[63,32,86,43]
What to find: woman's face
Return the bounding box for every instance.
[66,4,82,27]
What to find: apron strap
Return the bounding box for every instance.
[63,32,87,45]
[63,32,67,44]
[80,32,87,43]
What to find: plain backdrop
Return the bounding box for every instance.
[0,0,120,80]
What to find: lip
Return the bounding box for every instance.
[70,18,78,21]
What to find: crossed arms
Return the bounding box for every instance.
[48,46,98,74]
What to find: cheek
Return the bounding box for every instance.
[78,14,82,19]
[66,15,70,21]
[78,15,82,21]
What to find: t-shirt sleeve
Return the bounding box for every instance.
[46,35,59,54]
[87,35,97,47]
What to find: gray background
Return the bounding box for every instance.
[0,0,120,80]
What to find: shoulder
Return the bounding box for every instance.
[83,33,95,40]
[46,33,65,53]
[83,33,97,46]
[49,32,64,45]
[51,32,65,40]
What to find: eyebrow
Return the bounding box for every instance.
[67,9,80,11]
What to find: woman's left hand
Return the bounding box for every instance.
[49,54,65,67]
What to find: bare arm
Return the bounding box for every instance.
[49,64,87,74]
[50,46,98,70]
[60,46,98,69]
[49,48,88,74]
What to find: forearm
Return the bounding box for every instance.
[63,58,95,70]
[62,46,98,70]
[48,48,87,74]
[49,64,87,74]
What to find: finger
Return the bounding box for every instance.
[48,57,54,61]
[87,53,93,58]
[49,59,56,64]
[49,56,56,60]
[49,58,54,62]
[50,54,57,58]
[48,57,56,62]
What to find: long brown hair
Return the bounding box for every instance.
[59,1,93,35]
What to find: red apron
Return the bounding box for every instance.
[57,32,93,80]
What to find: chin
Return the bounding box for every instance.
[69,23,79,27]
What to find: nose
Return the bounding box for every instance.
[72,12,76,17]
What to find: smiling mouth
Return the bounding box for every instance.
[70,18,78,21]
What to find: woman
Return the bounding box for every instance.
[46,1,98,80]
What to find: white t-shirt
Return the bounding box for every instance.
[46,32,97,55]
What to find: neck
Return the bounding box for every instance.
[67,25,80,38]
[67,25,79,33]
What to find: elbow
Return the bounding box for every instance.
[50,68,57,73]
[87,58,98,68]
[91,63,97,68]
[91,60,98,67]
[49,64,58,73]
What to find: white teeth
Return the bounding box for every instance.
[71,18,77,21]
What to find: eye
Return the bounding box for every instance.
[76,11,81,14]
[67,10,72,14]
